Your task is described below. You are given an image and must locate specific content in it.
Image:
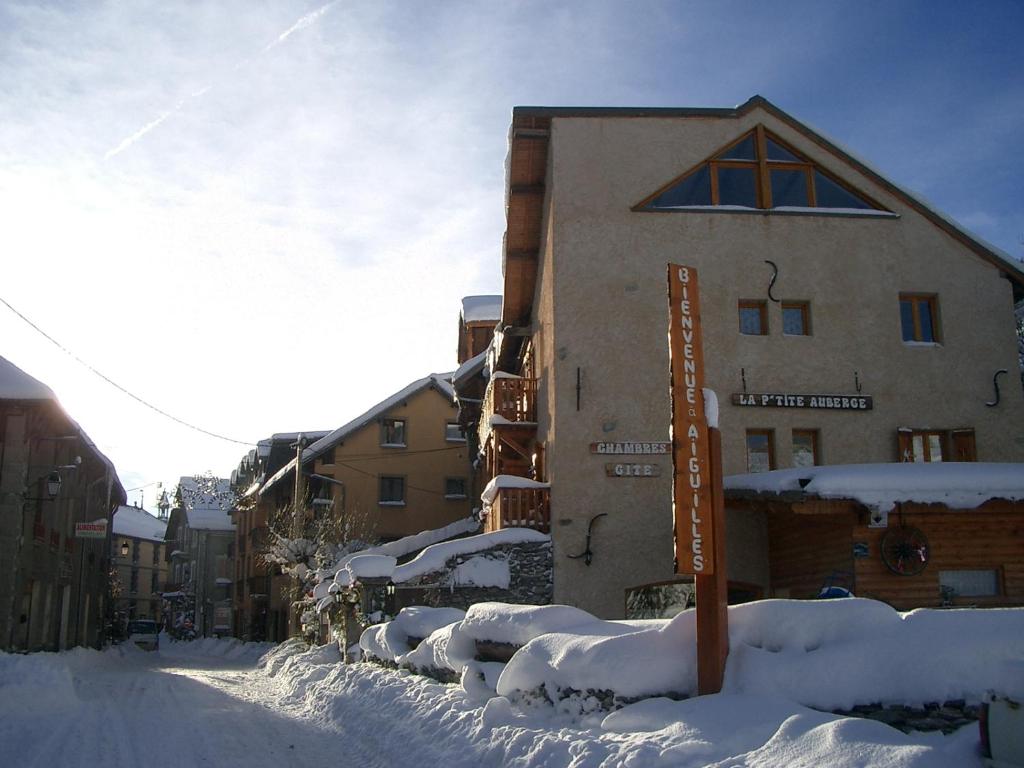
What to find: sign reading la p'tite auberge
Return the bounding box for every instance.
[667,264,714,576]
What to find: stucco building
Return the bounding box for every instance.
[474,97,1024,618]
[111,504,168,628]
[164,476,235,637]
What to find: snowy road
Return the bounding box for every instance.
[2,643,389,768]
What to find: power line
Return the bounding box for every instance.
[0,295,256,447]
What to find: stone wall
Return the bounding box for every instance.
[400,540,552,611]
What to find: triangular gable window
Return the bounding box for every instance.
[638,126,885,213]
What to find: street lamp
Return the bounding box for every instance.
[120,540,130,557]
[45,471,62,498]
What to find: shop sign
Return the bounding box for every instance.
[591,441,670,455]
[74,520,108,539]
[605,463,662,478]
[732,393,873,410]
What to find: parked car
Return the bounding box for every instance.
[127,619,160,651]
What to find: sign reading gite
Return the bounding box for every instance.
[667,264,714,575]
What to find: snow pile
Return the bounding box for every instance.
[360,606,466,665]
[256,643,980,767]
[345,554,397,580]
[363,599,1024,714]
[724,462,1024,513]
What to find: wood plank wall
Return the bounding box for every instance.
[766,500,1024,610]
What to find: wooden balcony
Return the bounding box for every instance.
[484,486,550,534]
[483,376,538,425]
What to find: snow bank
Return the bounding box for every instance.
[359,606,466,663]
[458,602,598,646]
[0,651,78,714]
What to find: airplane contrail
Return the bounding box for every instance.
[103,1,338,161]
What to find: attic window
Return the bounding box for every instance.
[639,125,883,213]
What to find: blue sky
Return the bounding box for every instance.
[1,0,1021,503]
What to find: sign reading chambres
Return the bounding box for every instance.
[667,264,714,575]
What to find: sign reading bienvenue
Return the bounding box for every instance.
[668,264,714,576]
[732,393,873,410]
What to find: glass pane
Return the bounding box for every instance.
[766,138,801,162]
[770,169,809,207]
[814,171,872,209]
[939,570,998,597]
[900,300,916,341]
[918,301,935,342]
[746,434,770,473]
[792,434,816,467]
[716,166,758,207]
[649,166,711,208]
[739,305,763,335]
[717,135,756,160]
[928,434,943,462]
[783,305,807,335]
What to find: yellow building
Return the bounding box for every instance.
[111,504,168,627]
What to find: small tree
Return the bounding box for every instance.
[261,496,371,642]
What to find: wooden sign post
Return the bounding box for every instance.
[667,264,728,695]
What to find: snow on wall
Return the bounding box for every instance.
[724,462,1024,513]
[391,529,549,584]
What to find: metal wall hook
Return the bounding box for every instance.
[854,371,862,394]
[764,260,780,303]
[741,367,748,394]
[567,513,608,566]
[986,369,1008,407]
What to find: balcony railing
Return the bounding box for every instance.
[484,486,550,534]
[479,376,538,446]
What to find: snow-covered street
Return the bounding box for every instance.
[0,629,998,768]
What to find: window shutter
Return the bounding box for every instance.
[951,429,977,462]
[897,429,912,462]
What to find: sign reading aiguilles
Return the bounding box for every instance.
[667,264,714,575]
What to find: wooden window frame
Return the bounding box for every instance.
[636,125,885,212]
[380,418,407,448]
[739,300,768,336]
[781,301,811,336]
[791,429,820,467]
[745,429,776,473]
[897,428,975,463]
[899,293,940,343]
[378,475,406,506]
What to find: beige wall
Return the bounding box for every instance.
[113,536,167,622]
[314,386,473,541]
[529,108,1024,617]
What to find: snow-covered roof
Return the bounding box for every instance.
[724,462,1024,513]
[301,373,456,465]
[177,476,236,531]
[0,357,125,505]
[112,505,167,542]
[461,295,502,324]
[451,349,488,389]
[0,356,54,400]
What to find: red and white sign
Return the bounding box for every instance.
[74,520,108,539]
[668,264,715,575]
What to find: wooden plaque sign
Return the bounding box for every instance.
[668,264,714,575]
